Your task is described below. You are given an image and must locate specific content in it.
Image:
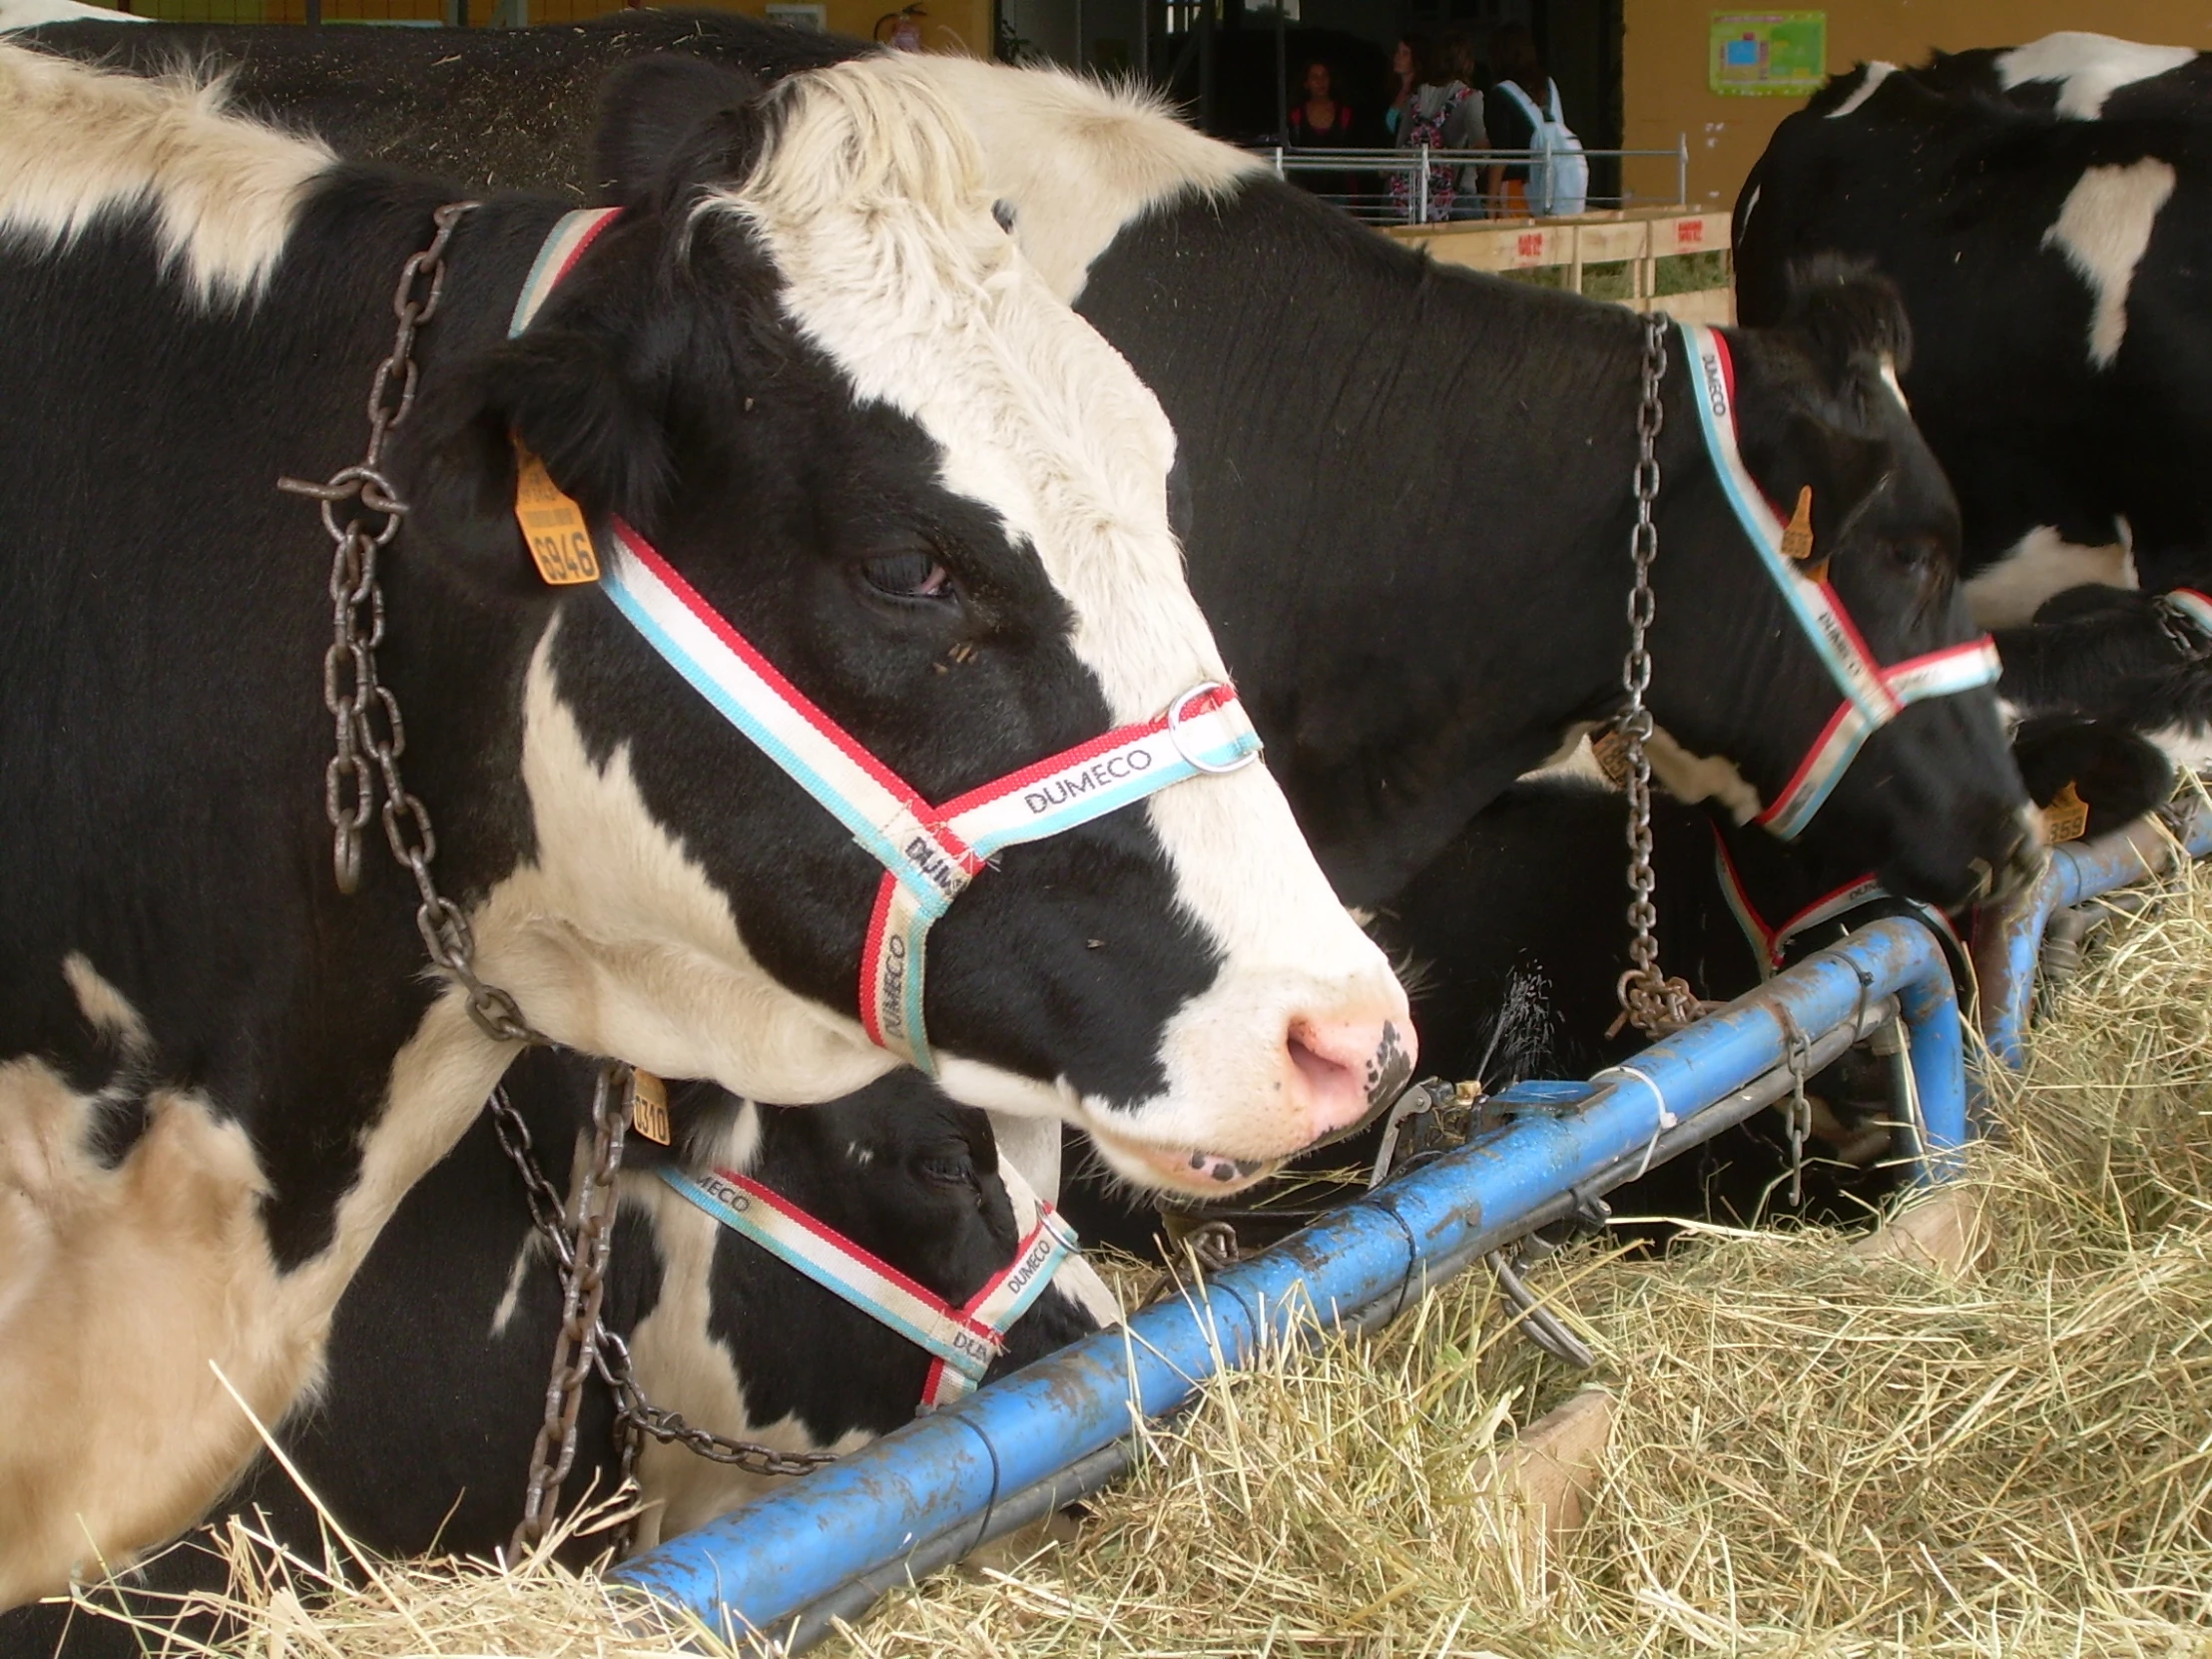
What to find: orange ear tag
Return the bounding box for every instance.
[513,444,602,586]
[2042,781,2089,844]
[628,1068,672,1146]
[1589,728,1631,788]
[1780,484,1821,580]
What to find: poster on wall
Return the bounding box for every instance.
[1709,12,1828,96]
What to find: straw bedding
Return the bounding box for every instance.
[45,847,2212,1657]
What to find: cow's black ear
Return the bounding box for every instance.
[2010,715,2176,833]
[402,325,670,594]
[480,323,672,530]
[594,55,768,207]
[1782,254,1915,380]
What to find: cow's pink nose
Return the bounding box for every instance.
[1287,1015,1416,1142]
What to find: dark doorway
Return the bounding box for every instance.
[999,0,1621,200]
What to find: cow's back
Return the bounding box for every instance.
[22,12,853,197]
[1738,80,2212,583]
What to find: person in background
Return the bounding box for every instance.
[1484,22,1583,218]
[1387,34,1476,224]
[1438,31,1488,220]
[1287,57,1360,208]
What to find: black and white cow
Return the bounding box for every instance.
[15,13,2037,927]
[0,47,1408,1606]
[1736,57,2212,752]
[0,1051,1114,1657]
[20,13,2053,1240]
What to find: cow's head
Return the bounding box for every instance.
[1643,260,2036,910]
[403,56,1406,1197]
[624,1077,1113,1544]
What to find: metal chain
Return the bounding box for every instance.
[1613,311,1709,1041]
[1141,1219,1242,1306]
[276,201,536,1049]
[598,1326,837,1479]
[487,1089,835,1501]
[1781,1015,1814,1209]
[513,1061,632,1554]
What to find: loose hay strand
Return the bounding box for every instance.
[93,848,2212,1656]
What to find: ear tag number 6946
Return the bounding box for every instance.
[513,442,602,586]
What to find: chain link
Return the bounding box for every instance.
[1613,311,1710,1042]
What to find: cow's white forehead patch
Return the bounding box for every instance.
[2042,158,2177,367]
[908,54,1260,304]
[0,45,331,303]
[704,53,1207,729]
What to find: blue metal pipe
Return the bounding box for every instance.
[1975,801,2212,1068]
[614,916,1963,1650]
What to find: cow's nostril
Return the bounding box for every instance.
[1285,1015,1418,1144]
[1289,1031,1354,1097]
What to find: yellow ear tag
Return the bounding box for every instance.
[2043,781,2089,844]
[628,1068,672,1146]
[1780,484,1822,580]
[513,444,602,586]
[1589,728,1631,788]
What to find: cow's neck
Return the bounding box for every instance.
[1078,184,1677,906]
[0,165,573,1601]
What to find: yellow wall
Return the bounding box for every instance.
[1624,1,2212,211]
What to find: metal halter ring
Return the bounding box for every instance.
[1166,681,1261,775]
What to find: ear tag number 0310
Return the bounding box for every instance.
[628,1068,672,1146]
[513,442,601,586]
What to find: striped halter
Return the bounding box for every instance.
[510,210,1261,1076]
[1710,824,1964,980]
[658,1162,1078,1412]
[1679,322,2002,839]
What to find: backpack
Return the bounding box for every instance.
[1495,78,1588,218]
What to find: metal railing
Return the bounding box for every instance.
[1253,141,1692,226]
[1974,799,2212,1072]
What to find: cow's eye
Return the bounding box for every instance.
[917,1152,972,1187]
[1888,536,1941,577]
[860,550,953,602]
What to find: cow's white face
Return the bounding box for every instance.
[465,55,1409,1198]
